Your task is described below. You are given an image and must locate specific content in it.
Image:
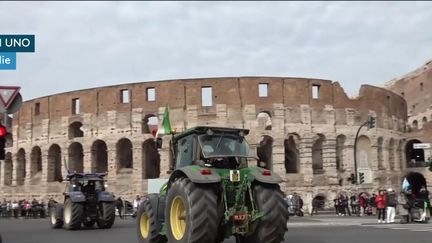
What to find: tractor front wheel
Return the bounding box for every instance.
[63,199,83,230]
[243,183,288,243]
[137,199,166,243]
[166,177,219,243]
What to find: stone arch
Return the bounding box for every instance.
[30,146,42,177]
[47,144,62,182]
[68,121,84,139]
[4,152,12,185]
[91,140,108,173]
[284,134,300,173]
[257,111,272,130]
[377,137,384,170]
[142,139,161,179]
[336,135,346,171]
[357,135,371,169]
[257,135,273,170]
[117,138,133,171]
[68,142,84,173]
[16,148,26,185]
[142,114,158,134]
[405,139,425,167]
[412,120,418,130]
[312,134,325,174]
[422,116,428,124]
[388,138,395,171]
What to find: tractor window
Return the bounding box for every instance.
[198,134,251,158]
[176,136,194,168]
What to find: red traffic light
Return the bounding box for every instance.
[0,125,7,137]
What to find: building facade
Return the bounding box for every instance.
[0,76,412,210]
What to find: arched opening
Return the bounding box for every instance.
[357,135,371,169]
[312,193,326,210]
[312,134,325,174]
[388,138,395,171]
[336,135,346,171]
[142,114,158,134]
[30,146,42,178]
[284,134,299,173]
[142,139,161,179]
[405,139,425,167]
[48,144,62,182]
[16,148,26,185]
[377,137,384,170]
[91,140,108,173]
[256,135,273,170]
[4,152,12,185]
[117,138,133,171]
[68,142,84,173]
[68,121,84,139]
[257,111,272,130]
[412,120,418,130]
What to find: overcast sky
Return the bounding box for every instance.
[0,1,432,101]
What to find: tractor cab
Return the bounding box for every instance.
[170,126,258,171]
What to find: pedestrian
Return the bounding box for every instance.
[397,191,409,224]
[116,197,124,219]
[350,195,359,216]
[333,196,340,215]
[370,193,377,216]
[375,190,387,223]
[386,188,397,223]
[132,195,141,218]
[417,186,430,222]
[311,197,319,216]
[342,195,351,216]
[359,193,367,216]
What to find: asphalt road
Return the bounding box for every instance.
[0,216,431,243]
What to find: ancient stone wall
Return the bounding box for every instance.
[0,77,410,211]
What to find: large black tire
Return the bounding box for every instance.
[63,198,84,230]
[137,199,167,243]
[165,177,219,243]
[50,205,64,229]
[243,183,288,243]
[97,202,116,229]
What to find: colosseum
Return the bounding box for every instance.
[1,72,429,211]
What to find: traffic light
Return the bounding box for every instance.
[367,116,376,129]
[359,172,365,184]
[348,173,356,184]
[0,124,6,160]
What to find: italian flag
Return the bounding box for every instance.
[155,104,172,137]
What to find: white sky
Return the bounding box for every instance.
[0,1,431,100]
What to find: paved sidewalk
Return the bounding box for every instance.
[288,215,391,227]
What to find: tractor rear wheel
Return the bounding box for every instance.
[97,202,116,229]
[165,177,218,243]
[50,204,64,229]
[243,183,288,243]
[63,199,83,230]
[137,199,167,243]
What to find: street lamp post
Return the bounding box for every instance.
[353,116,375,185]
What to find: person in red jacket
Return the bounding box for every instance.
[376,190,387,223]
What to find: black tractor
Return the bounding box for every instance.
[50,173,116,230]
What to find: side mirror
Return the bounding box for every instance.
[156,138,162,149]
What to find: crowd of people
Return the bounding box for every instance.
[331,187,431,223]
[0,198,47,219]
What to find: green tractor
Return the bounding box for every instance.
[137,126,288,243]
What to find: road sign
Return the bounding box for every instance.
[413,143,431,149]
[0,86,20,109]
[6,92,22,114]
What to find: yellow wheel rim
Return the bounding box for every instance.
[170,196,186,240]
[140,212,150,239]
